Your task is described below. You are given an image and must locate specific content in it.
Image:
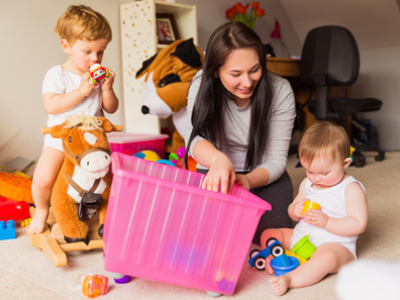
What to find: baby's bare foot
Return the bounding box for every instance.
[28,209,48,234]
[265,257,275,275]
[270,275,291,296]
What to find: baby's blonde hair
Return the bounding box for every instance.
[55,4,112,46]
[299,122,350,166]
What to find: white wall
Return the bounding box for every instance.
[352,47,400,151]
[0,0,300,150]
[172,0,303,57]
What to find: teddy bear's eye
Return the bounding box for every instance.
[68,137,72,143]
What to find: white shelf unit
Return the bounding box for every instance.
[120,0,198,134]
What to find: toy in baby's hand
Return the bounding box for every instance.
[89,63,109,83]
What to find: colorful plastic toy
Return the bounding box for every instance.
[270,254,300,277]
[290,235,316,260]
[302,200,320,215]
[134,150,177,167]
[81,274,108,298]
[0,196,31,226]
[0,220,16,240]
[89,63,109,83]
[285,249,307,265]
[248,238,285,270]
[0,172,33,204]
[134,150,161,162]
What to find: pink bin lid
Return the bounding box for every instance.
[106,133,169,144]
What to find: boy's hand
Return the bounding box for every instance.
[292,199,306,219]
[303,209,329,228]
[102,68,115,92]
[78,73,99,97]
[235,174,251,191]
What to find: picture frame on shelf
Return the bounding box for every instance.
[156,13,180,44]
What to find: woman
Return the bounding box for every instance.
[184,22,295,244]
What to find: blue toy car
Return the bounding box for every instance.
[248,238,285,271]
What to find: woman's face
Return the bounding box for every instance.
[217,48,262,106]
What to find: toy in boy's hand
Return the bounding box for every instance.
[89,63,109,83]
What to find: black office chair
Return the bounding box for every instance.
[300,26,385,167]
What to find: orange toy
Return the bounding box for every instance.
[0,172,33,204]
[81,275,108,298]
[42,116,121,242]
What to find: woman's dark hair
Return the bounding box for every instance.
[185,21,272,171]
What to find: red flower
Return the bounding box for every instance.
[231,4,237,14]
[255,7,265,17]
[252,1,260,9]
[226,7,235,20]
[236,3,249,14]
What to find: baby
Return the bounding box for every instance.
[29,5,119,234]
[260,122,368,295]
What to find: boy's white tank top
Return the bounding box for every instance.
[290,176,366,258]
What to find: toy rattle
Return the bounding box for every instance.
[89,63,109,83]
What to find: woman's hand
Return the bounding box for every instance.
[201,152,235,194]
[303,209,329,228]
[235,174,251,191]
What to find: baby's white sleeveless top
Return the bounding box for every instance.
[290,176,366,259]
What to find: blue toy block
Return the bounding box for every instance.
[0,220,16,240]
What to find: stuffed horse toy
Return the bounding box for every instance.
[43,115,121,244]
[135,38,204,153]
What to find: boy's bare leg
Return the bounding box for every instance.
[29,147,64,234]
[270,243,355,296]
[260,228,294,275]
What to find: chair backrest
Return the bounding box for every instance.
[301,26,360,87]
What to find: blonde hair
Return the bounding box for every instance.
[55,4,112,46]
[63,114,103,131]
[299,122,350,165]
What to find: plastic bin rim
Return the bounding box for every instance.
[107,133,169,144]
[111,152,271,211]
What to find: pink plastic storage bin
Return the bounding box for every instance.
[103,152,271,295]
[107,133,168,157]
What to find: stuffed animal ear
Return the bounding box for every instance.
[98,117,114,133]
[50,122,70,139]
[170,38,202,68]
[136,53,158,79]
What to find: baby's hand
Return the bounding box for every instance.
[292,200,305,219]
[102,68,115,92]
[303,209,329,228]
[79,73,99,97]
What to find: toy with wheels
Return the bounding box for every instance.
[89,63,109,83]
[248,238,285,271]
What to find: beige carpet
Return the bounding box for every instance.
[1,152,399,300]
